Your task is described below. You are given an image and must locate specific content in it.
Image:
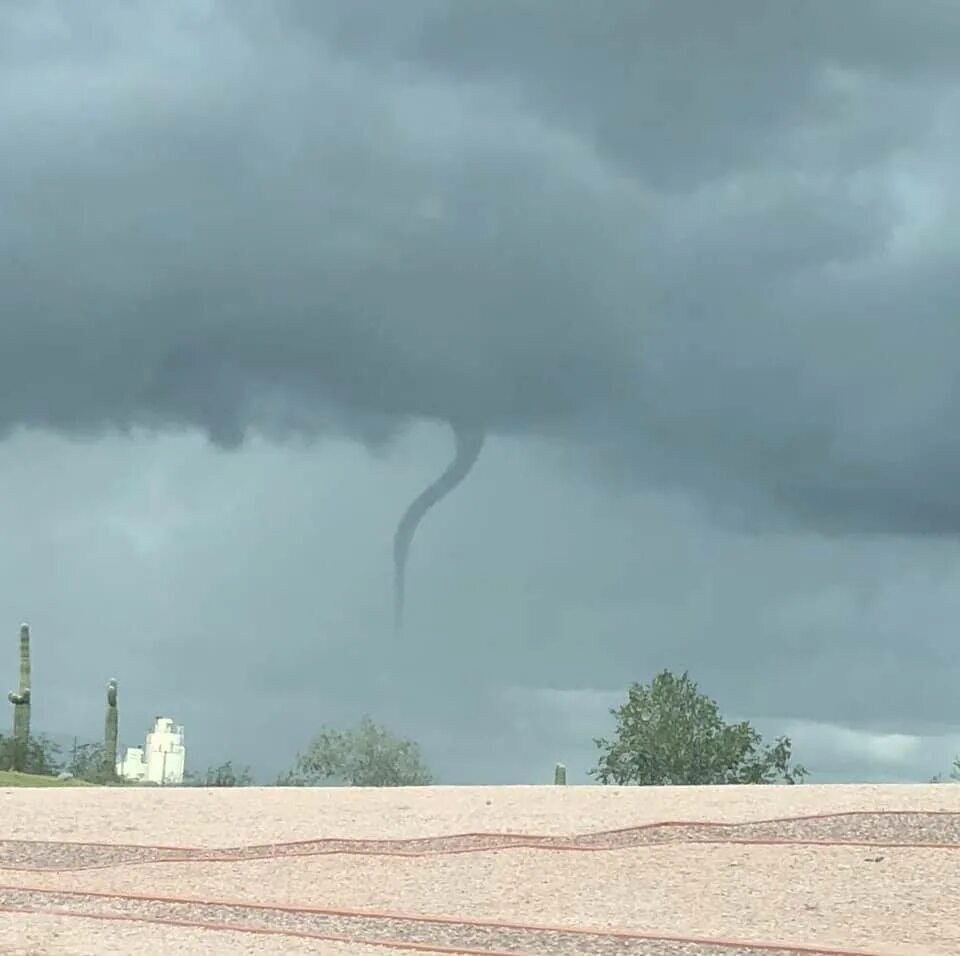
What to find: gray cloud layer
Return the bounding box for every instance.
[4,1,960,536]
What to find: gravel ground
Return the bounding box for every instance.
[2,783,959,846]
[0,912,435,955]
[0,784,957,955]
[1,809,957,872]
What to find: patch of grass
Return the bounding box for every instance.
[0,770,95,787]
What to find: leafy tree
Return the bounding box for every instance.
[0,732,63,777]
[280,715,434,787]
[591,670,808,786]
[183,760,255,787]
[65,742,115,783]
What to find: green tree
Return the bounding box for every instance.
[61,741,128,785]
[280,716,434,787]
[0,732,62,776]
[66,742,111,783]
[591,670,808,786]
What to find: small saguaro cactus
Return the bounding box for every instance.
[554,762,567,785]
[7,623,31,772]
[103,679,119,779]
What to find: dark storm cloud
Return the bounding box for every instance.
[3,0,960,533]
[278,0,960,185]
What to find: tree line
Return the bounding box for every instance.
[6,669,960,786]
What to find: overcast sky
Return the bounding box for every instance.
[3,0,960,784]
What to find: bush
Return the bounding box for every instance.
[280,716,433,787]
[0,733,63,777]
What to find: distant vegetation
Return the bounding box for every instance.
[931,757,960,784]
[0,731,252,787]
[183,760,256,787]
[7,614,960,788]
[279,715,434,787]
[64,742,116,785]
[0,733,65,778]
[3,718,435,788]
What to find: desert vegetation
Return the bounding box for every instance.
[8,621,960,789]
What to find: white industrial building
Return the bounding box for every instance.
[117,717,186,785]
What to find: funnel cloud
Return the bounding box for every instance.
[3,0,960,786]
[393,423,485,629]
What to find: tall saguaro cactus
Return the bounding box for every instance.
[554,762,567,785]
[7,624,31,772]
[103,679,118,780]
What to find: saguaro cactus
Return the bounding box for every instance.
[7,624,31,772]
[554,762,567,785]
[103,679,118,779]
